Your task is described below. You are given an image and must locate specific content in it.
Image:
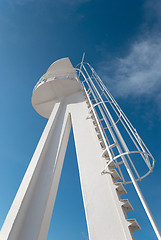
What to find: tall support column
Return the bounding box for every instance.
[1,91,136,240]
[0,100,72,240]
[1,91,135,240]
[68,92,133,240]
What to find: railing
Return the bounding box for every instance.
[76,62,155,184]
[33,72,78,93]
[76,61,161,239]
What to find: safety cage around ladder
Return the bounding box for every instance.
[75,62,155,185]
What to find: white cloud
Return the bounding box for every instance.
[97,0,161,103]
[98,36,161,100]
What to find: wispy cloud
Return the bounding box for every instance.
[97,0,161,115]
[98,36,161,100]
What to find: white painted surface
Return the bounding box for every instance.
[0,92,133,240]
[0,101,71,240]
[0,58,134,240]
[68,92,133,240]
[32,58,82,118]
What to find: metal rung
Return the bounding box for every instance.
[93,101,103,107]
[128,219,141,233]
[87,88,92,95]
[98,118,104,122]
[120,199,133,213]
[108,143,117,150]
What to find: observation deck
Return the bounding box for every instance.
[32,58,82,118]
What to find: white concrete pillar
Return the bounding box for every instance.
[68,92,133,240]
[1,91,134,240]
[0,100,71,240]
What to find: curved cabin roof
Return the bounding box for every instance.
[46,57,77,77]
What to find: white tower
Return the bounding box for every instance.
[0,57,160,240]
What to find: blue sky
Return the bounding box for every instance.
[0,0,161,239]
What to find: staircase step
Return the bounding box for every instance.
[111,169,121,183]
[95,126,100,133]
[89,109,93,114]
[89,109,95,119]
[93,120,98,126]
[100,141,106,150]
[86,101,91,108]
[97,133,103,141]
[115,182,127,198]
[91,114,95,120]
[108,160,116,170]
[101,149,110,159]
[127,219,141,233]
[120,199,133,213]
